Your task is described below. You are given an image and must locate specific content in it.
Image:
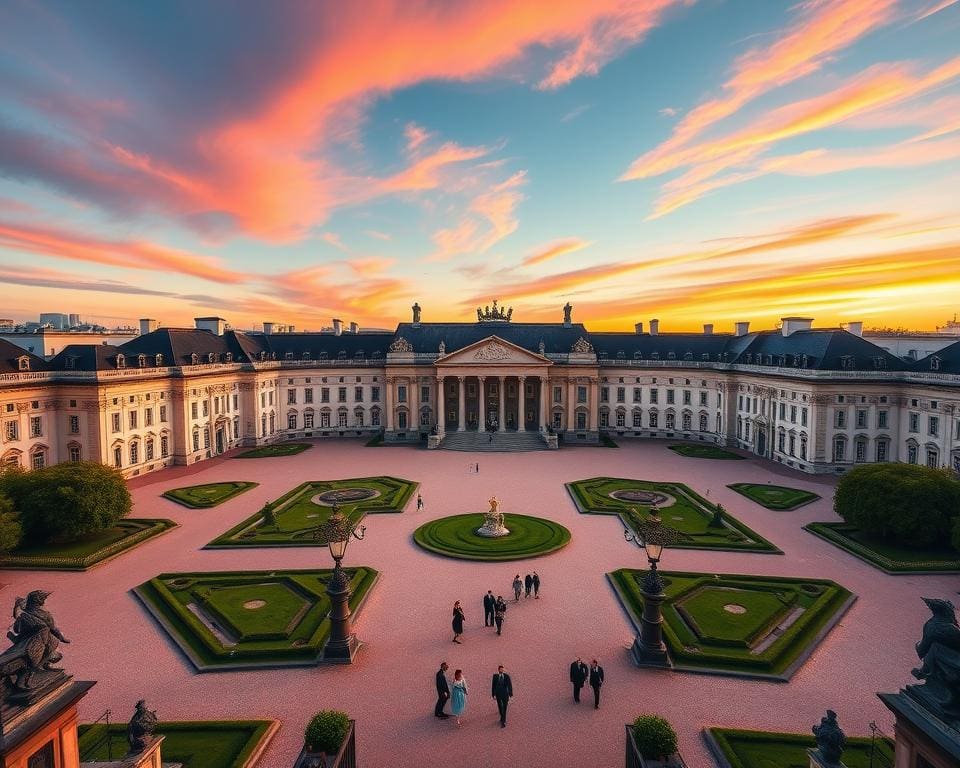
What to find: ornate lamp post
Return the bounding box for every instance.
[624,509,679,668]
[315,503,366,663]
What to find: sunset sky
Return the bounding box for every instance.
[2,0,959,332]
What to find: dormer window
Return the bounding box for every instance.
[259,351,266,361]
[650,351,660,360]
[338,350,347,360]
[225,352,233,363]
[65,356,77,370]
[285,351,294,360]
[840,355,855,370]
[354,350,364,358]
[873,357,887,370]
[701,353,709,361]
[765,355,773,365]
[683,352,693,361]
[930,356,941,371]
[319,351,329,360]
[667,351,676,360]
[633,351,642,360]
[115,354,125,369]
[156,353,164,366]
[208,353,216,363]
[801,354,809,367]
[191,353,199,365]
[371,351,382,359]
[302,352,311,360]
[599,351,608,360]
[138,354,146,368]
[745,353,753,364]
[616,350,625,359]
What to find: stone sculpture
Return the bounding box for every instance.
[412,302,421,323]
[477,495,509,537]
[812,710,846,765]
[563,302,572,324]
[0,590,70,692]
[907,597,960,724]
[127,699,159,753]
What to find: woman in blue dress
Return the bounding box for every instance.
[450,669,468,726]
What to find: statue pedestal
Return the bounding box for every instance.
[806,748,845,768]
[476,524,510,538]
[878,691,960,768]
[427,434,442,450]
[0,679,95,768]
[118,736,173,768]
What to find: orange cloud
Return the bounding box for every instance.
[462,260,648,305]
[521,237,592,267]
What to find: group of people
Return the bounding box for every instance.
[435,662,514,727]
[453,573,544,643]
[511,572,540,601]
[569,657,605,708]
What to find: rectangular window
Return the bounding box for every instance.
[632,411,642,428]
[927,449,938,468]
[146,440,154,461]
[909,412,919,432]
[30,451,44,470]
[616,387,625,403]
[876,441,887,462]
[69,445,81,462]
[553,412,563,429]
[929,416,939,436]
[553,386,562,403]
[161,435,169,457]
[192,432,200,451]
[397,386,407,403]
[576,386,587,403]
[355,386,364,402]
[666,390,675,404]
[421,385,430,403]
[371,386,380,402]
[633,388,642,403]
[111,413,121,433]
[700,391,708,407]
[30,416,42,437]
[191,402,198,419]
[600,387,609,402]
[203,429,210,449]
[233,394,239,410]
[130,442,138,464]
[790,405,797,423]
[287,389,296,404]
[801,408,808,427]
[145,409,153,426]
[113,446,122,467]
[305,412,315,428]
[129,411,138,429]
[338,387,347,403]
[69,415,80,434]
[835,410,846,429]
[778,432,785,452]
[682,390,691,405]
[779,403,786,419]
[304,388,313,403]
[649,412,658,428]
[288,413,297,430]
[160,405,168,422]
[202,400,209,416]
[321,388,330,403]
[321,412,331,428]
[339,411,348,428]
[650,389,658,404]
[599,411,609,428]
[877,410,888,429]
[788,434,796,456]
[856,409,867,429]
[855,440,866,462]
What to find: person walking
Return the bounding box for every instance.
[494,595,507,635]
[512,575,522,602]
[569,657,588,703]
[417,492,424,511]
[435,662,450,718]
[450,669,468,726]
[589,659,605,709]
[532,571,541,599]
[483,590,496,627]
[491,665,513,728]
[452,601,465,644]
[524,573,533,599]
[476,462,479,473]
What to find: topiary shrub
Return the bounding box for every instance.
[304,710,350,754]
[0,492,23,553]
[260,501,277,529]
[632,714,678,760]
[834,464,960,549]
[953,515,960,555]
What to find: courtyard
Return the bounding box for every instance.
[2,438,953,767]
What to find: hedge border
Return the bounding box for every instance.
[668,443,745,460]
[0,518,178,571]
[804,522,960,574]
[727,483,821,511]
[162,481,260,509]
[412,513,572,561]
[703,727,894,768]
[233,442,312,459]
[607,568,856,682]
[133,567,380,671]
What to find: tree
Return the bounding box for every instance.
[2,462,131,543]
[834,464,960,549]
[0,493,23,553]
[632,714,678,760]
[260,501,277,529]
[952,515,960,555]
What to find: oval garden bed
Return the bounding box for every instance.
[413,513,571,561]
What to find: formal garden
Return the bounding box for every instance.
[727,483,820,510]
[234,442,312,459]
[79,720,277,768]
[134,568,379,670]
[163,481,259,508]
[608,569,855,680]
[668,443,744,460]
[704,727,894,768]
[0,462,174,570]
[567,477,780,553]
[206,476,417,548]
[805,464,960,573]
[413,513,571,560]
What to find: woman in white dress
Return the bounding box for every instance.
[450,669,468,726]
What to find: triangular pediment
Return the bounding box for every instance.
[436,336,551,367]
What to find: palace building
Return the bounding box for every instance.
[0,303,958,477]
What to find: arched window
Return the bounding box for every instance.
[833,436,846,463]
[156,353,164,366]
[699,413,708,432]
[287,412,298,430]
[116,354,125,369]
[616,410,626,428]
[737,416,743,439]
[800,434,807,461]
[145,438,154,461]
[649,410,659,428]
[926,446,939,468]
[854,437,868,463]
[681,412,692,431]
[907,441,918,464]
[355,407,366,427]
[129,441,139,465]
[632,409,642,428]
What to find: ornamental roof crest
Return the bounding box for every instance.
[477,299,513,323]
[389,336,413,353]
[474,342,512,361]
[571,337,594,353]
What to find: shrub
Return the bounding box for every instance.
[834,464,960,549]
[260,501,277,528]
[304,710,350,754]
[953,516,960,554]
[0,493,23,552]
[2,462,132,544]
[632,714,678,760]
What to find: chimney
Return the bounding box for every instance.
[139,318,159,336]
[735,321,750,337]
[263,322,276,335]
[634,322,644,334]
[703,323,714,335]
[333,318,343,336]
[781,317,814,337]
[194,316,226,335]
[649,319,660,336]
[288,324,296,333]
[349,321,359,334]
[845,321,863,337]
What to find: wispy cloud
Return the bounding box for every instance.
[521,237,592,267]
[560,104,591,122]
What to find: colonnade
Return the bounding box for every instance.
[436,374,548,433]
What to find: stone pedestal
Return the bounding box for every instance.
[879,691,960,768]
[118,736,168,768]
[806,747,845,768]
[427,434,442,449]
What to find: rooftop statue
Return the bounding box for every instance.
[563,302,573,324]
[477,299,512,322]
[0,590,70,692]
[907,597,960,725]
[812,710,846,765]
[127,699,159,753]
[412,302,421,324]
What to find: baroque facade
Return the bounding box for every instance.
[0,306,958,477]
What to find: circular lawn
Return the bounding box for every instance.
[413,513,571,561]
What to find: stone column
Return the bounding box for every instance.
[540,376,548,431]
[478,376,486,430]
[436,376,445,435]
[385,378,394,431]
[409,376,419,433]
[457,376,466,432]
[498,376,506,432]
[567,380,576,430]
[518,375,527,430]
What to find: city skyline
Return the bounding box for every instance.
[2,0,960,331]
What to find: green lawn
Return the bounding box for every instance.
[234,442,311,458]
[413,513,571,561]
[1,519,176,570]
[79,721,274,768]
[668,443,744,459]
[805,522,960,573]
[134,568,379,670]
[567,477,779,553]
[608,569,854,680]
[728,483,820,510]
[707,728,894,768]
[206,476,417,548]
[163,482,258,508]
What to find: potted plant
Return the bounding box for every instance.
[304,710,350,758]
[629,714,685,767]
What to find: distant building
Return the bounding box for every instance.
[68,313,81,327]
[0,318,14,331]
[0,328,138,358]
[39,312,70,330]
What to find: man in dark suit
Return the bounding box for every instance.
[435,661,450,718]
[569,657,588,703]
[494,595,507,635]
[491,664,513,727]
[483,590,496,627]
[589,659,604,709]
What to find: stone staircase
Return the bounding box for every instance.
[439,430,548,452]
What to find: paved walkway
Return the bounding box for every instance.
[5,440,954,767]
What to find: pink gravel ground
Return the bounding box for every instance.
[4,440,955,767]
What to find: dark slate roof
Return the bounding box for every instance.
[256,331,394,361]
[590,332,731,362]
[0,338,46,373]
[119,328,235,365]
[913,339,960,373]
[47,344,121,371]
[730,330,908,371]
[394,322,591,354]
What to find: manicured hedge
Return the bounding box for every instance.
[706,727,893,768]
[805,522,960,574]
[727,483,820,511]
[413,513,571,560]
[668,444,744,460]
[234,442,311,458]
[163,482,259,508]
